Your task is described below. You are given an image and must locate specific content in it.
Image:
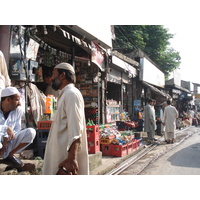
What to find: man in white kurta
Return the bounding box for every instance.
[42,63,89,175]
[163,100,178,143]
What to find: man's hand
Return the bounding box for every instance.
[58,138,80,175]
[58,158,79,175]
[7,126,14,141]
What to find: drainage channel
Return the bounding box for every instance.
[105,143,158,175]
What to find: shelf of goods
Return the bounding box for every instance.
[106,100,120,123]
[85,107,98,125]
[76,62,99,125]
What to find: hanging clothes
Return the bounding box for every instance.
[27,83,46,126]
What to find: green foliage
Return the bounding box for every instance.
[113,25,181,78]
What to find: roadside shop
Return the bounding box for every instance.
[1,25,142,162]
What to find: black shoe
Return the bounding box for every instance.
[5,163,36,173]
[153,138,157,141]
[4,155,24,167]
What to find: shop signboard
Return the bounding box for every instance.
[139,57,165,88]
[26,38,39,61]
[134,100,141,106]
[91,41,105,71]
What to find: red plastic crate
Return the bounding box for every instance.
[135,139,140,150]
[88,138,100,154]
[86,125,100,141]
[86,125,99,134]
[132,140,137,151]
[127,142,133,154]
[37,121,52,130]
[100,144,112,156]
[111,144,128,157]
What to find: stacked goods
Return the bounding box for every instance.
[100,126,140,157]
[100,125,119,145]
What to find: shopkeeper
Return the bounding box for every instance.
[42,65,59,97]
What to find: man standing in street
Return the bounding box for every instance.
[144,99,156,144]
[160,101,167,141]
[42,62,89,175]
[163,99,178,144]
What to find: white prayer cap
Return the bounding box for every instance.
[54,62,75,74]
[1,87,20,97]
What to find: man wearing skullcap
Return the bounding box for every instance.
[42,63,89,175]
[0,87,36,172]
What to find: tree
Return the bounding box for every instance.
[113,25,181,79]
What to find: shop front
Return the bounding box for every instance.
[106,52,138,124]
[0,25,143,161]
[4,25,114,127]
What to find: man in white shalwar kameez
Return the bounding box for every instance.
[42,63,89,175]
[144,99,156,144]
[163,100,178,144]
[160,101,167,140]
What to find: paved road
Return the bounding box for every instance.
[119,126,200,175]
[139,129,200,175]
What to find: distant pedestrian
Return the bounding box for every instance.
[160,101,167,140]
[163,99,178,144]
[144,99,156,144]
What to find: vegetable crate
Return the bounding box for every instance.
[111,144,128,157]
[86,125,100,154]
[100,144,112,156]
[37,121,52,130]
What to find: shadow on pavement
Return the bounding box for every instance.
[167,142,200,168]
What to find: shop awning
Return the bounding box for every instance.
[112,55,137,77]
[142,81,171,98]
